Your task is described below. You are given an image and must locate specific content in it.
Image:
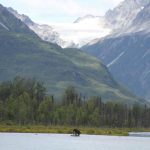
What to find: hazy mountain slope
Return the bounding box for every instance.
[0,4,145,104]
[83,32,150,99]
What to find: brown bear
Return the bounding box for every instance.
[73,129,81,136]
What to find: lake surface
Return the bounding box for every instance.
[0,133,150,150]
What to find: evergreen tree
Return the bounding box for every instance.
[38,96,53,125]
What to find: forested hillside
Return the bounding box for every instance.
[0,78,149,127]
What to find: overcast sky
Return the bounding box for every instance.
[0,0,124,24]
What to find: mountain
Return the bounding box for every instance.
[0,4,146,105]
[7,7,68,47]
[105,0,150,30]
[0,5,37,37]
[83,32,150,100]
[82,0,150,101]
[129,3,150,33]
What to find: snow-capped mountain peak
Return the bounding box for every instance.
[7,7,67,47]
[7,7,34,26]
[74,15,100,23]
[105,0,150,29]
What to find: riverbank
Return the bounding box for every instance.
[0,124,150,136]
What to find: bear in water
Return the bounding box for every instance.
[73,129,81,136]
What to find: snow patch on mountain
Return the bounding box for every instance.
[142,50,150,58]
[0,22,9,30]
[107,52,125,67]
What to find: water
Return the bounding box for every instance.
[129,132,150,137]
[0,133,150,150]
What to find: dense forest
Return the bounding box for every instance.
[0,77,150,128]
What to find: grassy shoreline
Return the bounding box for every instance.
[0,125,150,136]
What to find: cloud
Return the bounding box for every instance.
[15,0,103,15]
[0,0,124,23]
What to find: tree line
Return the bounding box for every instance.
[0,77,150,127]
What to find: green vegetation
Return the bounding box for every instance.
[0,78,150,129]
